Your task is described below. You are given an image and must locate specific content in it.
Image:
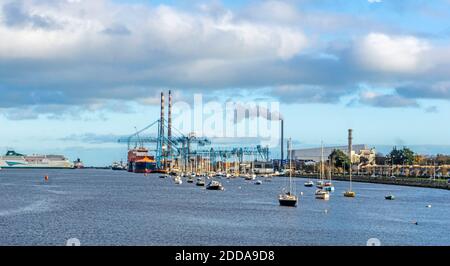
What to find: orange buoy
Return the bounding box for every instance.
[44,175,49,181]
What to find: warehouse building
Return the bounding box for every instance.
[291,144,376,164]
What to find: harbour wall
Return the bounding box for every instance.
[292,174,450,190]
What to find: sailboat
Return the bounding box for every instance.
[315,142,330,200]
[278,138,298,207]
[304,162,314,187]
[316,142,325,189]
[344,129,356,198]
[245,155,256,180]
[324,156,335,192]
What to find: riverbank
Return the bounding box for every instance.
[292,174,450,190]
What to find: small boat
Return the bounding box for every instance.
[196,177,205,186]
[245,174,256,181]
[255,180,263,185]
[304,181,314,187]
[174,176,183,185]
[206,180,224,190]
[385,194,395,200]
[316,180,324,189]
[344,191,356,197]
[278,192,298,207]
[159,175,167,179]
[315,189,330,200]
[323,185,335,192]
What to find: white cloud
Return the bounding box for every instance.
[0,1,307,61]
[358,91,419,108]
[354,33,430,73]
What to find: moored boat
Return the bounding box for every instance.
[174,176,183,185]
[245,174,256,181]
[196,177,205,186]
[278,138,298,207]
[206,180,224,190]
[344,191,356,197]
[315,189,330,200]
[304,180,314,187]
[385,194,395,200]
[324,184,335,192]
[278,192,298,207]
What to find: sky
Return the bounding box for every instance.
[0,0,450,166]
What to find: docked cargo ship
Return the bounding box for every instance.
[127,147,157,173]
[0,150,74,169]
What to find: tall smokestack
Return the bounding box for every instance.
[161,92,165,138]
[348,129,352,161]
[161,91,166,169]
[168,90,172,158]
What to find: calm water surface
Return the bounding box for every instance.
[0,169,449,246]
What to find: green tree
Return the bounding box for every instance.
[388,146,415,165]
[329,149,350,168]
[436,154,450,165]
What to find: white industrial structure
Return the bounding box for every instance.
[291,144,376,165]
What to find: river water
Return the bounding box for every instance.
[0,169,448,246]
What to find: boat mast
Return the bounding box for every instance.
[289,138,293,194]
[348,129,353,191]
[329,155,332,181]
[321,141,324,181]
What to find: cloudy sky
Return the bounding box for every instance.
[1,0,449,165]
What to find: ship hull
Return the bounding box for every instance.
[279,199,297,207]
[0,166,75,169]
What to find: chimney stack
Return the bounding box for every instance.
[160,92,165,138]
[168,90,172,157]
[348,129,353,162]
[348,129,353,178]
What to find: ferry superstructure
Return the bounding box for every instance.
[0,150,74,169]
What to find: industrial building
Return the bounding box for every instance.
[291,144,376,165]
[118,90,273,174]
